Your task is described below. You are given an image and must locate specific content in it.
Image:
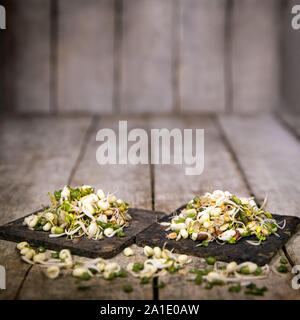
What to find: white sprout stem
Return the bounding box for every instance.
[49,232,66,238]
[75,221,88,235]
[127,270,140,278]
[82,207,95,221]
[79,258,104,265]
[277,219,286,230]
[271,266,287,277]
[202,274,268,283]
[260,195,268,210]
[93,229,100,240]
[85,265,99,273]
[65,226,81,236]
[150,259,173,269]
[246,240,261,246]
[160,222,171,227]
[38,262,67,268]
[21,256,35,265]
[70,204,81,212]
[233,272,268,281]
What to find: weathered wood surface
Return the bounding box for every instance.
[179,0,226,112]
[120,0,173,113]
[231,0,280,113]
[0,116,91,299]
[0,208,165,259]
[149,115,299,299]
[0,114,299,299]
[279,113,300,139]
[2,0,51,113]
[18,245,153,300]
[219,115,300,216]
[150,115,249,214]
[57,0,114,113]
[0,116,92,225]
[219,114,300,269]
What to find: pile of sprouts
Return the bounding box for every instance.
[23,185,131,240]
[162,190,285,246]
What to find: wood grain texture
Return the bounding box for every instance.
[179,0,226,112]
[281,0,300,114]
[0,116,92,225]
[150,115,249,214]
[120,0,173,113]
[57,0,114,113]
[219,114,300,268]
[219,114,300,216]
[18,245,153,300]
[1,114,299,299]
[0,116,91,300]
[2,0,51,113]
[231,0,280,114]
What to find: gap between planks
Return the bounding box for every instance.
[14,265,33,300]
[275,111,300,142]
[67,116,100,185]
[213,115,255,199]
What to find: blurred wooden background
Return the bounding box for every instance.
[1,0,299,115]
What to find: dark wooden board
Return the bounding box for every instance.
[0,208,165,259]
[136,205,300,265]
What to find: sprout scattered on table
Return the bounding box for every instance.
[126,245,192,281]
[16,242,276,296]
[23,185,131,240]
[162,190,286,246]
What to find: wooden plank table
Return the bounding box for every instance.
[0,113,299,299]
